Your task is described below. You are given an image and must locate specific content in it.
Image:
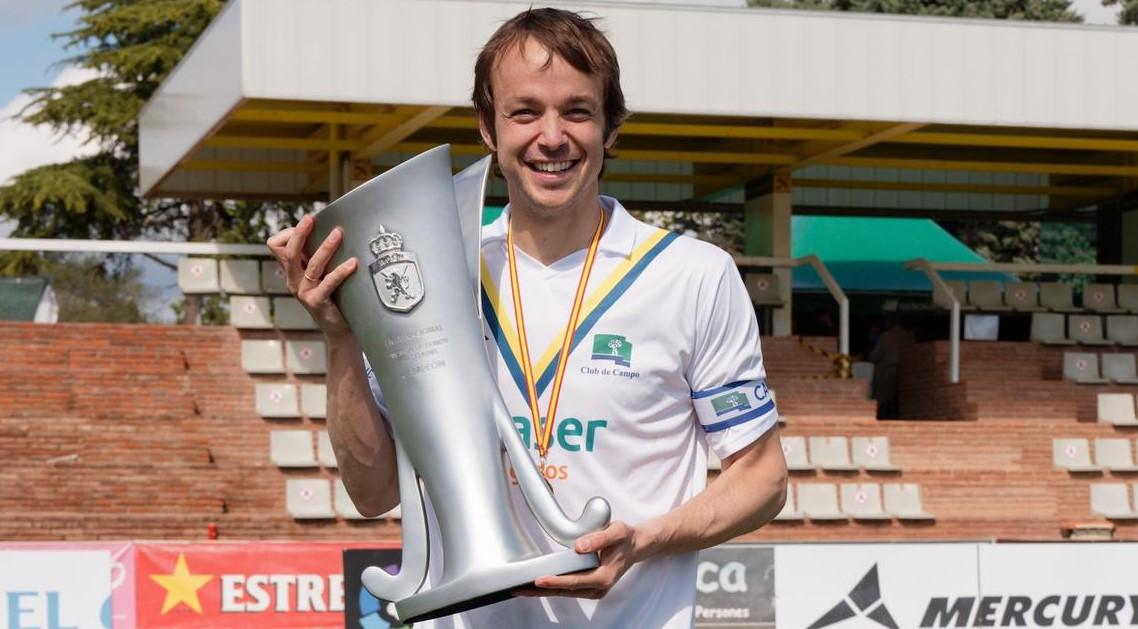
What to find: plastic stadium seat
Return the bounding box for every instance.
[229,296,273,329]
[1084,284,1125,313]
[1063,352,1108,384]
[286,479,335,519]
[933,280,970,310]
[270,430,316,467]
[241,340,284,374]
[1089,483,1138,519]
[883,483,935,520]
[1119,285,1138,314]
[260,260,289,294]
[808,436,858,471]
[967,281,1010,312]
[1094,438,1138,472]
[1051,438,1101,472]
[1040,282,1080,313]
[286,340,327,375]
[1031,313,1074,345]
[1102,354,1138,385]
[1098,393,1138,426]
[177,258,220,294]
[707,450,722,471]
[1106,316,1138,347]
[742,272,784,307]
[1068,315,1112,346]
[797,483,847,520]
[774,482,804,521]
[273,297,317,330]
[1004,282,1043,312]
[851,436,902,472]
[256,383,300,417]
[781,436,813,471]
[840,483,892,520]
[334,479,400,520]
[301,383,327,419]
[317,431,337,468]
[219,259,262,294]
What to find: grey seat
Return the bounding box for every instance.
[270,430,316,467]
[317,431,337,468]
[286,340,327,374]
[177,258,220,294]
[1031,313,1074,345]
[256,383,301,417]
[273,297,317,330]
[743,272,784,307]
[1119,285,1138,314]
[229,296,273,329]
[1102,354,1138,385]
[1052,438,1101,472]
[301,383,327,418]
[286,479,335,519]
[1106,316,1138,347]
[774,482,804,521]
[260,260,290,294]
[334,478,377,520]
[968,280,1010,311]
[1089,483,1138,519]
[241,340,285,374]
[1098,393,1138,426]
[219,259,262,294]
[1062,352,1107,384]
[781,436,813,471]
[1069,315,1112,346]
[840,483,891,520]
[808,436,858,471]
[797,483,847,520]
[933,279,970,310]
[883,483,935,520]
[1084,284,1125,313]
[1004,282,1043,311]
[1040,282,1080,313]
[1094,438,1138,472]
[851,436,902,472]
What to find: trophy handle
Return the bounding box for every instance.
[361,435,430,601]
[492,398,612,546]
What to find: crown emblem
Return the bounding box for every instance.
[369,225,404,258]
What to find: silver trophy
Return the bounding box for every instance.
[306,145,611,623]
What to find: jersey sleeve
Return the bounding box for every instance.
[362,354,393,434]
[686,252,779,460]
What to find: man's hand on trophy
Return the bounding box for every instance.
[516,520,640,600]
[267,214,359,339]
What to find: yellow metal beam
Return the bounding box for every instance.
[889,131,1138,152]
[354,106,451,160]
[182,160,323,173]
[784,122,925,172]
[230,108,403,127]
[827,156,1138,178]
[204,135,361,151]
[427,115,862,142]
[391,142,796,166]
[791,178,1115,197]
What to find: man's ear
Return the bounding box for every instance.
[603,127,619,151]
[478,116,497,152]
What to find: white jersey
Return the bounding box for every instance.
[368,196,777,629]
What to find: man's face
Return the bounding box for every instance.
[480,38,615,220]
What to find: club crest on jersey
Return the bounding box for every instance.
[711,391,752,416]
[368,225,424,313]
[591,334,633,367]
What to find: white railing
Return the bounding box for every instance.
[0,238,269,256]
[905,257,1138,384]
[735,254,850,356]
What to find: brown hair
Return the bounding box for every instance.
[472,8,628,161]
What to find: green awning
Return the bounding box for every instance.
[0,277,49,321]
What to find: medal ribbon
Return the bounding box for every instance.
[506,209,606,464]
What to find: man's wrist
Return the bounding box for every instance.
[630,518,666,563]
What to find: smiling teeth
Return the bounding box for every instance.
[534,161,572,173]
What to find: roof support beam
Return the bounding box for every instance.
[354,106,451,160]
[827,156,1138,178]
[783,122,925,172]
[791,178,1115,198]
[888,131,1138,153]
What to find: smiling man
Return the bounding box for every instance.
[268,7,787,628]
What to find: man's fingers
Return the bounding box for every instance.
[577,521,629,553]
[307,258,358,303]
[515,587,606,599]
[285,214,314,272]
[266,227,296,252]
[303,227,342,284]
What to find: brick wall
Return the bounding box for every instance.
[1,322,1131,544]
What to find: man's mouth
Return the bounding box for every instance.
[526,159,579,174]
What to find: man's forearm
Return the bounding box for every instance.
[325,335,400,517]
[632,429,787,561]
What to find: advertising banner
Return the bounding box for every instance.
[694,544,774,627]
[342,549,408,629]
[976,543,1138,628]
[134,542,385,628]
[0,549,112,629]
[775,543,980,629]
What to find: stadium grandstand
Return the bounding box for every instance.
[4,0,1138,627]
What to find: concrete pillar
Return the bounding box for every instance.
[744,174,793,337]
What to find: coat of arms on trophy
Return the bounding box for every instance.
[368,225,424,313]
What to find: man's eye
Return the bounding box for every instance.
[566,109,593,121]
[509,110,537,120]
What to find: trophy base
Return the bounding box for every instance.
[395,548,599,624]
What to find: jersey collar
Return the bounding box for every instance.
[482,196,637,258]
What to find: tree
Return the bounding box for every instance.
[749,0,1081,20]
[1104,0,1138,24]
[0,0,304,321]
[42,255,158,323]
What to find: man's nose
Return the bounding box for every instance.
[537,112,567,149]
